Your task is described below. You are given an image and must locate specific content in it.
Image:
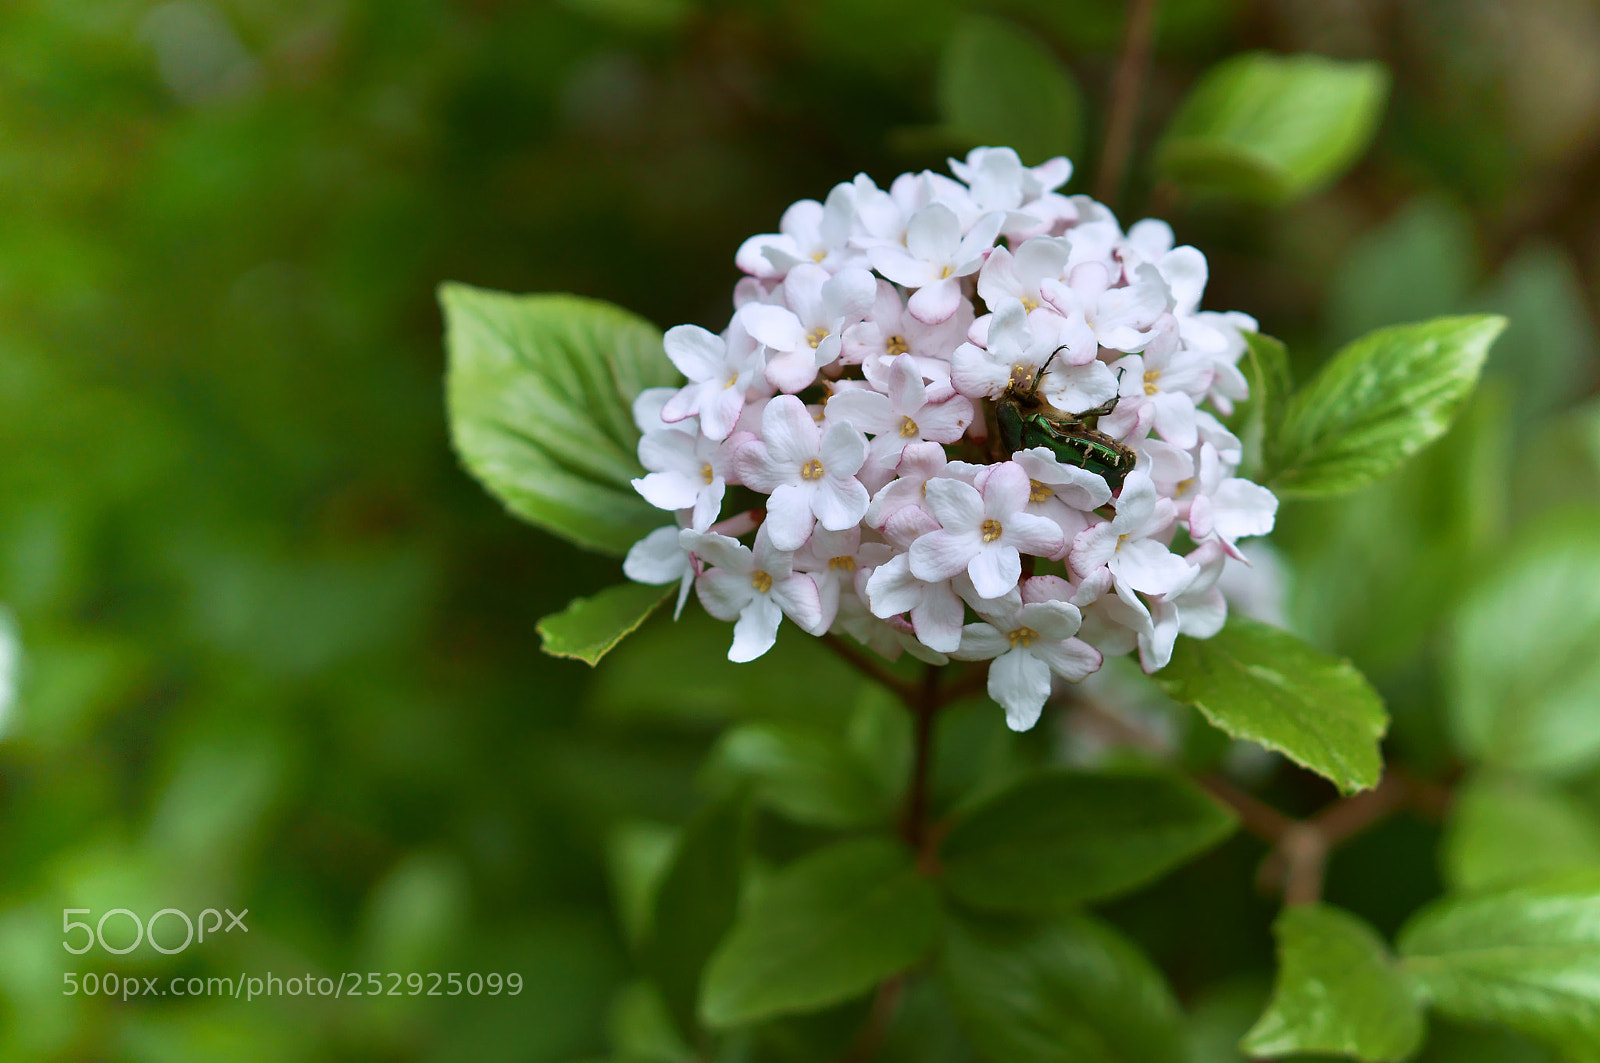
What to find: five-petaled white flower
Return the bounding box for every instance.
[736,395,871,551]
[952,582,1103,730]
[910,462,1065,599]
[688,525,824,662]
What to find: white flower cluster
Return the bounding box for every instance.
[624,148,1277,730]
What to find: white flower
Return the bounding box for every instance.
[909,461,1064,599]
[740,264,877,393]
[868,202,1002,324]
[688,526,824,662]
[952,582,1102,730]
[624,524,697,618]
[843,278,971,389]
[1069,470,1196,597]
[826,354,975,488]
[660,323,765,441]
[952,299,1114,413]
[632,421,737,531]
[863,550,965,654]
[794,526,893,633]
[735,395,870,551]
[736,182,859,279]
[976,236,1072,313]
[1011,445,1113,551]
[1101,332,1214,449]
[1185,443,1278,559]
[1042,261,1169,353]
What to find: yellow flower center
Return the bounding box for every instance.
[828,556,856,571]
[886,335,910,357]
[1143,368,1160,396]
[800,459,825,481]
[1020,295,1039,312]
[750,570,773,593]
[1173,477,1194,498]
[807,327,830,349]
[1008,363,1031,389]
[725,372,740,389]
[981,519,1003,542]
[939,265,954,279]
[1008,626,1038,648]
[701,462,715,485]
[1029,479,1052,503]
[899,416,919,438]
[812,249,826,263]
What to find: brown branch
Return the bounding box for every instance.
[820,632,918,706]
[1094,0,1162,208]
[902,665,942,853]
[840,976,907,1063]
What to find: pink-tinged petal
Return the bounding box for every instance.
[972,462,1025,518]
[1018,600,1083,642]
[824,267,879,321]
[907,278,963,325]
[751,523,796,578]
[915,394,976,442]
[1178,587,1227,640]
[1150,391,1199,449]
[968,543,1021,599]
[772,573,825,634]
[905,202,961,263]
[883,503,939,547]
[729,595,783,662]
[989,650,1052,731]
[868,245,941,289]
[1034,637,1102,682]
[819,420,868,477]
[686,529,751,572]
[659,384,702,426]
[824,389,894,435]
[953,622,1010,661]
[763,483,817,552]
[950,342,1010,399]
[924,476,985,530]
[911,582,964,654]
[1069,521,1120,576]
[698,568,756,622]
[632,471,699,512]
[764,347,822,394]
[865,554,921,618]
[1213,479,1278,542]
[736,233,797,279]
[662,324,725,381]
[1112,538,1197,597]
[1111,471,1158,531]
[1137,599,1181,673]
[760,395,822,466]
[1188,493,1215,542]
[735,439,785,493]
[624,526,689,585]
[1002,511,1066,559]
[740,303,806,353]
[783,263,830,326]
[910,529,979,583]
[881,353,926,412]
[701,384,747,442]
[1070,565,1114,607]
[812,476,870,531]
[690,478,726,532]
[1159,246,1208,312]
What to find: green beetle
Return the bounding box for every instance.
[994,347,1137,491]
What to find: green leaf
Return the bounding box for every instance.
[1268,315,1506,498]
[702,722,888,830]
[605,821,678,952]
[441,283,679,556]
[1155,52,1389,203]
[538,582,672,666]
[1479,241,1599,423]
[1156,616,1387,794]
[938,767,1237,912]
[1449,512,1600,777]
[700,837,941,1028]
[937,14,1084,166]
[1442,774,1600,893]
[940,909,1187,1063]
[1327,198,1477,346]
[1242,904,1425,1061]
[1398,872,1600,1059]
[643,795,748,1043]
[1231,330,1292,478]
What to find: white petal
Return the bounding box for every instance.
[698,568,755,622]
[910,529,980,583]
[763,483,817,552]
[819,420,868,477]
[1033,637,1102,682]
[772,573,825,634]
[662,324,725,382]
[729,595,783,662]
[1112,538,1197,597]
[911,581,964,654]
[812,475,870,531]
[968,543,1021,599]
[989,650,1052,731]
[924,476,985,530]
[907,277,964,325]
[623,526,690,585]
[760,395,822,466]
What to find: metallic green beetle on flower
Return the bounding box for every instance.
[995,348,1137,491]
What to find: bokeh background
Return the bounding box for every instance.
[2,0,1598,1060]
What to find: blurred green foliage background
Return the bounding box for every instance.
[1,0,1598,1060]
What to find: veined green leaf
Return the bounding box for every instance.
[940,909,1186,1063]
[938,767,1237,912]
[1243,904,1425,1061]
[538,582,671,666]
[702,722,888,829]
[441,283,679,556]
[1268,315,1506,498]
[1399,872,1600,1060]
[1156,616,1387,794]
[700,838,940,1028]
[1443,773,1600,892]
